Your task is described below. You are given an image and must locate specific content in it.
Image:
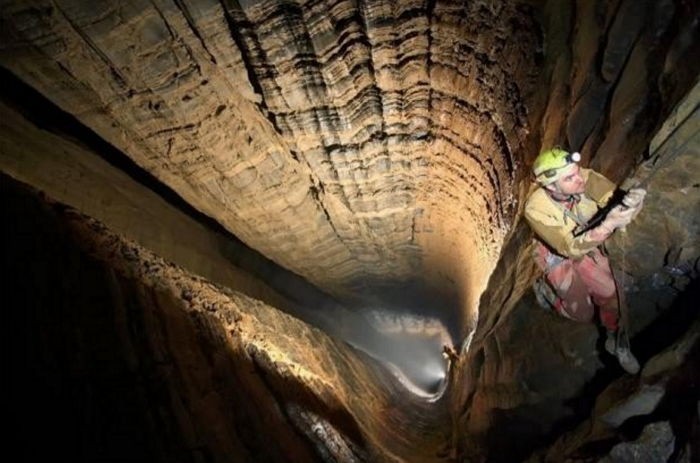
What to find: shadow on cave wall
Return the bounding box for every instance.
[474,275,698,463]
[4,174,167,461]
[2,174,375,462]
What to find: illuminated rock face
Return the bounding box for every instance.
[0,0,538,331]
[1,0,699,462]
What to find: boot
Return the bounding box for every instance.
[605,330,616,355]
[615,346,640,375]
[608,329,640,375]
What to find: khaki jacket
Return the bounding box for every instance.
[524,169,616,260]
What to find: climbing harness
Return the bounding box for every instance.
[531,194,589,313]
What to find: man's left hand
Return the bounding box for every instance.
[622,188,646,209]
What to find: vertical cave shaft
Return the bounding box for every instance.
[0,0,539,330]
[2,0,699,461]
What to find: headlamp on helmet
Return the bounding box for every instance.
[533,148,581,185]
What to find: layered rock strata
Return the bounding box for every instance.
[0,0,539,330]
[1,0,699,461]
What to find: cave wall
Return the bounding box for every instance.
[0,94,297,312]
[4,176,454,462]
[0,0,698,462]
[532,0,699,182]
[449,0,700,457]
[0,80,387,344]
[0,0,541,327]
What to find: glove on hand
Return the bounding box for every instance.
[603,205,637,230]
[622,188,646,209]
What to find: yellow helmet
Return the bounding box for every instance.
[533,148,581,185]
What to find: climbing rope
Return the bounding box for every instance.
[611,232,632,352]
[608,106,698,353]
[574,109,699,238]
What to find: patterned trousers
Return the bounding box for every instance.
[536,244,620,331]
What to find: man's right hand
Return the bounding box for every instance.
[603,204,639,230]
